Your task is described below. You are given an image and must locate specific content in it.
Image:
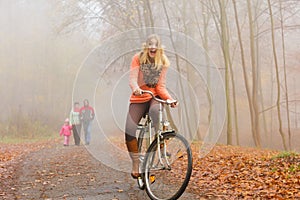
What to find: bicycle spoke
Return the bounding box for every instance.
[144,133,192,200]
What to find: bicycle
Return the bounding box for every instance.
[135,90,193,200]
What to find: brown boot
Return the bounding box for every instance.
[126,139,140,179]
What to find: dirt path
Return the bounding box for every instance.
[10,143,199,200]
[2,141,299,199]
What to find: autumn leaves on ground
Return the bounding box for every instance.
[190,145,299,199]
[0,139,299,199]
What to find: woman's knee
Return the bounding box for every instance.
[125,133,136,142]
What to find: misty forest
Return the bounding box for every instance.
[1,0,299,150]
[0,0,300,199]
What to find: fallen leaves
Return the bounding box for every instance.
[189,144,300,199]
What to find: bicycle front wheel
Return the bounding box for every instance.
[143,132,193,200]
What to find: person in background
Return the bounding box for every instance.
[70,102,82,146]
[79,99,95,145]
[59,118,72,146]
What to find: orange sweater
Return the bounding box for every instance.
[129,53,173,103]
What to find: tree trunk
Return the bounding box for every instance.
[247,0,261,147]
[218,0,232,145]
[232,0,255,147]
[279,0,292,150]
[267,0,287,150]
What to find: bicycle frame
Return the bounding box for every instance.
[140,90,177,168]
[136,91,192,200]
[138,114,153,147]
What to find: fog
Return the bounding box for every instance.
[0,0,93,125]
[0,0,299,151]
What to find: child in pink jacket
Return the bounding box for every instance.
[60,118,72,146]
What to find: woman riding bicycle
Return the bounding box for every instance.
[125,34,176,179]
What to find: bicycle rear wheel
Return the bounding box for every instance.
[143,132,193,200]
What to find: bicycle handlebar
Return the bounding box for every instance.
[141,90,177,105]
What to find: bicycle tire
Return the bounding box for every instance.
[143,132,193,200]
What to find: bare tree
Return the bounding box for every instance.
[246,0,261,147]
[217,0,233,145]
[279,0,292,150]
[232,0,254,146]
[267,0,288,150]
[49,0,300,150]
[206,0,237,145]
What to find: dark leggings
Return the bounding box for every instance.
[125,99,160,141]
[72,124,82,145]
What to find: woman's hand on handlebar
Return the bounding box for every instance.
[167,99,178,108]
[137,90,178,107]
[171,102,177,108]
[133,88,142,96]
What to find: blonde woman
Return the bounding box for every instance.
[125,34,176,179]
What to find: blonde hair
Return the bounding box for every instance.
[139,34,170,70]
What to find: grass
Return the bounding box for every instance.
[271,151,299,159]
[269,151,300,176]
[0,119,59,144]
[288,164,300,173]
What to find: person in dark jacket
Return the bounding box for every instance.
[79,99,95,145]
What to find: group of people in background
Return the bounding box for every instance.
[59,99,95,146]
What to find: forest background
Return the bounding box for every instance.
[0,0,299,152]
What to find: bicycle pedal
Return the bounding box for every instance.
[150,175,156,184]
[137,176,145,190]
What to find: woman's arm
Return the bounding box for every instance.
[129,54,141,94]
